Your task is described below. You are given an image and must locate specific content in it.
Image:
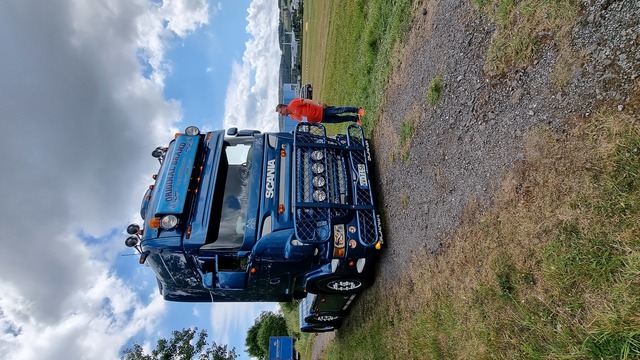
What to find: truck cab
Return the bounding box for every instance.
[125,123,383,311]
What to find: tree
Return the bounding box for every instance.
[244,311,289,360]
[244,322,261,359]
[121,327,238,360]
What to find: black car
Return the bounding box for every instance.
[300,83,313,99]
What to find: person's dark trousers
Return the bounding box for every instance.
[321,106,359,123]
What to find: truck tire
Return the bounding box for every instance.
[307,275,370,295]
[305,314,343,328]
[301,324,336,333]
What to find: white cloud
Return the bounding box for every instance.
[135,0,209,84]
[223,0,281,132]
[0,267,167,360]
[209,302,278,352]
[213,2,223,15]
[0,0,208,358]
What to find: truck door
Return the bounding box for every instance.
[216,254,248,289]
[199,254,248,290]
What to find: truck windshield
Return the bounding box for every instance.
[203,137,253,250]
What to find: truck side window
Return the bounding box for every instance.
[202,137,254,250]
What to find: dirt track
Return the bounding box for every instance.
[311,0,639,358]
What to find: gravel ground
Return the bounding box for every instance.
[311,0,639,358]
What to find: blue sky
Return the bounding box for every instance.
[0,0,280,359]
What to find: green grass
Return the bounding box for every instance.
[324,316,389,360]
[291,1,640,359]
[323,110,640,359]
[398,119,415,162]
[286,110,640,360]
[426,75,443,107]
[301,0,415,136]
[476,0,580,78]
[279,301,313,359]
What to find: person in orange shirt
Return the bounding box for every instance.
[276,98,365,124]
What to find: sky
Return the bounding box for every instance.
[0,0,281,359]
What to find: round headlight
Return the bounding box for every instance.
[160,215,179,229]
[185,126,200,136]
[312,163,325,174]
[311,150,324,161]
[312,176,326,188]
[313,190,327,202]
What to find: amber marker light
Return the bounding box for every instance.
[186,225,192,239]
[206,132,212,140]
[348,260,355,267]
[278,204,285,214]
[250,267,257,274]
[281,149,286,157]
[174,133,183,138]
[148,185,154,189]
[139,251,150,265]
[152,174,157,180]
[375,242,382,250]
[149,218,161,229]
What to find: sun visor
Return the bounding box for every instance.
[154,135,199,216]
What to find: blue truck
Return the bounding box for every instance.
[269,336,296,360]
[124,122,383,331]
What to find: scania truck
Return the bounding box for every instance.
[125,122,383,331]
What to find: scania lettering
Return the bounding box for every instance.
[125,123,383,331]
[265,159,276,198]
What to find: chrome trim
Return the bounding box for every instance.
[260,216,272,237]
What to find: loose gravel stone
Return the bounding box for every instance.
[312,0,639,357]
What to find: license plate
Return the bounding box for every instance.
[357,164,368,188]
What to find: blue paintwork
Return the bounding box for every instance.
[134,125,382,328]
[154,135,199,216]
[269,336,295,360]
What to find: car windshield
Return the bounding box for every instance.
[202,137,253,250]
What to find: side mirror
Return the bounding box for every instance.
[126,224,140,235]
[226,128,238,136]
[125,236,139,247]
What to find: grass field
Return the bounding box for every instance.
[476,0,580,88]
[300,0,415,135]
[284,0,640,359]
[324,111,640,359]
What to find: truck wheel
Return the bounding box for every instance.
[301,324,336,333]
[305,314,343,327]
[315,314,340,322]
[308,275,370,294]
